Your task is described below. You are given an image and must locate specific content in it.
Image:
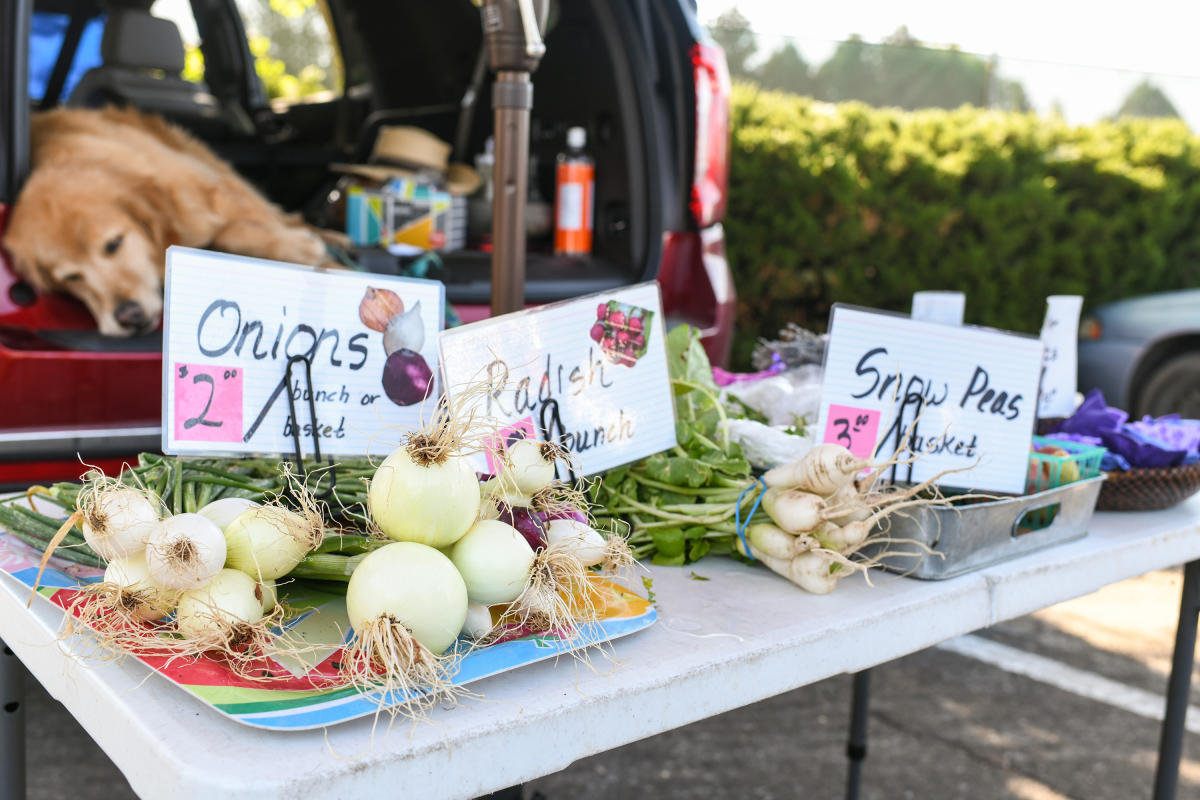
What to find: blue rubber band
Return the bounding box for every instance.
[735,476,768,561]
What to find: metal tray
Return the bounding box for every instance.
[861,476,1106,580]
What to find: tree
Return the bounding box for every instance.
[813,27,1029,112]
[709,8,757,81]
[758,43,815,97]
[1114,80,1181,119]
[994,78,1032,113]
[814,35,877,104]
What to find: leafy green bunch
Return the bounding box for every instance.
[591,326,760,566]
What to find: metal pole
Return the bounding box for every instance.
[0,639,25,800]
[845,669,872,800]
[1154,559,1200,800]
[490,70,532,317]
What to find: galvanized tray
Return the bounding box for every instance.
[861,475,1106,580]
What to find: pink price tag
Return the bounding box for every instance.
[823,404,881,460]
[484,417,538,475]
[173,363,244,444]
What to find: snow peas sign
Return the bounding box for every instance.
[438,282,676,476]
[162,247,444,457]
[816,305,1044,494]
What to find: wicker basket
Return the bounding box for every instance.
[1096,461,1200,511]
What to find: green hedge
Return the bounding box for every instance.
[725,84,1200,366]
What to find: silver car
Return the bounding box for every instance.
[1078,290,1200,418]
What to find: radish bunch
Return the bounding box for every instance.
[59,480,320,667]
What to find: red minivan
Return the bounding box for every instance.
[0,0,735,486]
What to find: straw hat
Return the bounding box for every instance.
[331,126,481,196]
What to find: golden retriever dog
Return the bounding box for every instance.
[3,107,335,336]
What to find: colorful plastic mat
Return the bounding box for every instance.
[0,520,656,731]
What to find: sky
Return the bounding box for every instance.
[703,1,1200,126]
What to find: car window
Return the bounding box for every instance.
[28,11,104,102]
[231,0,344,104]
[148,0,206,85]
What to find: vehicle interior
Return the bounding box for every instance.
[19,0,688,309]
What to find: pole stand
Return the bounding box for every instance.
[845,669,872,800]
[1154,559,1200,800]
[0,639,26,800]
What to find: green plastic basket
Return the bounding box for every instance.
[1025,436,1107,527]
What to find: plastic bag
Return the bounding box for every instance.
[723,418,816,469]
[721,365,824,428]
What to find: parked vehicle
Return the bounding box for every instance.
[1078,290,1200,418]
[0,0,735,485]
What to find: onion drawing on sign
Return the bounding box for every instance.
[359,287,432,406]
[590,300,653,367]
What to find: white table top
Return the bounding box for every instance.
[4,496,1200,800]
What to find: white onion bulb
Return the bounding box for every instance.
[144,513,226,591]
[103,555,176,621]
[346,542,468,655]
[369,447,481,548]
[175,569,265,640]
[504,438,557,495]
[461,603,495,639]
[195,498,260,531]
[223,506,316,581]
[382,300,425,356]
[257,579,278,613]
[544,519,607,567]
[82,488,160,561]
[449,520,535,605]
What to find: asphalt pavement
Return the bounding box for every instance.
[20,567,1200,800]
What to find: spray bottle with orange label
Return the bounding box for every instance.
[554,126,594,256]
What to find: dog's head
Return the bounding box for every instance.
[4,164,169,337]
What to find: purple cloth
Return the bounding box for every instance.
[712,353,786,387]
[1128,416,1200,459]
[1048,389,1193,469]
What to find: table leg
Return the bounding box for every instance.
[845,669,872,800]
[0,638,25,800]
[1154,559,1200,800]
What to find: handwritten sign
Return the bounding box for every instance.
[1037,295,1083,419]
[172,363,244,443]
[822,404,881,459]
[162,247,444,457]
[816,305,1044,494]
[438,282,676,476]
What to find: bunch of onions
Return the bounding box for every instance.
[460,465,635,641]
